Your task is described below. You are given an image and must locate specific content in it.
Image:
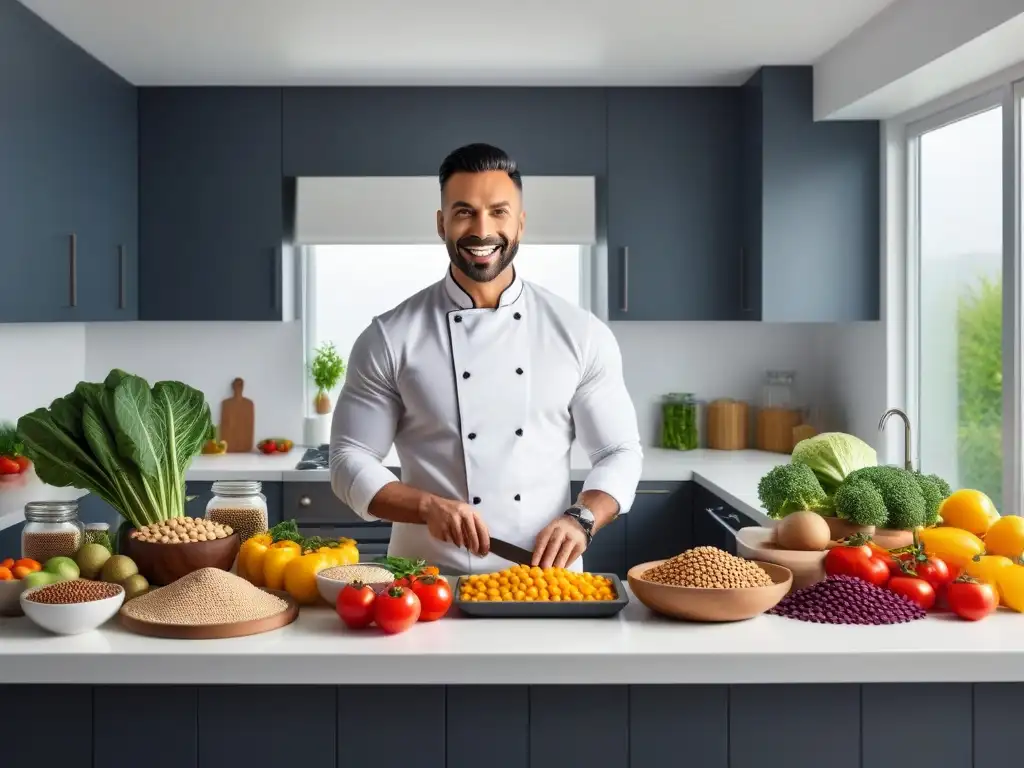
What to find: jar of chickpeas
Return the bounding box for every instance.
[205,481,268,544]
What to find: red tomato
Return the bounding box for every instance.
[374,586,421,635]
[946,577,997,621]
[914,557,952,591]
[411,576,453,622]
[888,576,936,611]
[14,456,30,473]
[336,582,377,629]
[860,556,891,587]
[825,542,889,586]
[0,456,20,475]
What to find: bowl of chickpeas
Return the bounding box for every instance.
[124,517,241,586]
[455,565,628,618]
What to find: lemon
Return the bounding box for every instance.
[983,515,1024,559]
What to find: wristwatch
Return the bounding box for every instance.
[564,503,596,545]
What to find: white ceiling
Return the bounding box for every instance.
[17,0,899,86]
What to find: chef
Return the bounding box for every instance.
[329,143,643,574]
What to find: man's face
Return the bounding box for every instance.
[437,170,526,283]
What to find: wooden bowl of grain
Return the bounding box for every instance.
[627,558,792,622]
[125,532,241,587]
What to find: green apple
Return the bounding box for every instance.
[23,570,61,589]
[44,556,80,581]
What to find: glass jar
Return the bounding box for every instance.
[205,480,268,543]
[757,370,803,453]
[21,501,86,562]
[761,370,798,409]
[661,393,699,451]
[84,522,112,550]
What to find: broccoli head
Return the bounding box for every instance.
[834,465,928,529]
[756,463,829,519]
[913,471,953,526]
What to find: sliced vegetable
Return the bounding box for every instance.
[945,575,997,621]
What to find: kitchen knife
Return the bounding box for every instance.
[487,537,534,566]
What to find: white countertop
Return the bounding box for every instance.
[1,597,1022,685]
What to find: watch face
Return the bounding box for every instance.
[576,506,596,524]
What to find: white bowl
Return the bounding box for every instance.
[0,579,27,617]
[315,567,396,605]
[20,583,125,635]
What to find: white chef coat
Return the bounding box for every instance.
[329,267,643,574]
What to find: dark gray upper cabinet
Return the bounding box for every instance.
[139,87,285,321]
[606,88,743,321]
[0,0,137,323]
[741,67,881,322]
[283,87,607,177]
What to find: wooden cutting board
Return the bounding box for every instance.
[219,377,254,453]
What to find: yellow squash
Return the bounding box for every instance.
[996,563,1024,612]
[917,526,985,570]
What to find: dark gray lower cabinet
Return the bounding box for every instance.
[0,682,1014,767]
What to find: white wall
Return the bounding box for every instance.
[0,324,86,423]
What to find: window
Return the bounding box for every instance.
[304,243,589,415]
[909,105,1004,504]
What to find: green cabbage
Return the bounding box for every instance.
[791,432,877,495]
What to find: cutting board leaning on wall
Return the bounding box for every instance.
[219,377,255,453]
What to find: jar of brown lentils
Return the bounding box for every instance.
[21,500,85,562]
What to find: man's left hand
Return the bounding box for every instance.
[532,516,587,569]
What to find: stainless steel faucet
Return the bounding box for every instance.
[878,408,913,471]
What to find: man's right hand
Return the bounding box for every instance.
[420,496,491,557]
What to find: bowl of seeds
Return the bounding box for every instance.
[124,517,241,587]
[315,563,399,604]
[627,546,793,622]
[20,579,125,635]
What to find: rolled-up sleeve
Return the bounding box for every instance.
[329,319,402,520]
[571,316,644,514]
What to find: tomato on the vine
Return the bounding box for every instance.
[824,536,890,587]
[374,586,421,635]
[888,576,936,611]
[946,575,997,621]
[410,575,453,621]
[336,581,377,629]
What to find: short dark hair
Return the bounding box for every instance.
[438,143,522,191]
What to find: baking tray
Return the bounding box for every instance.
[454,573,629,618]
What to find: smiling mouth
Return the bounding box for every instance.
[460,244,501,263]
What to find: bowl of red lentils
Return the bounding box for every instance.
[20,579,125,635]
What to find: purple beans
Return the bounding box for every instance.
[769,575,927,625]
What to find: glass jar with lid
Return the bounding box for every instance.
[21,501,85,562]
[757,370,803,453]
[205,480,269,543]
[661,393,700,451]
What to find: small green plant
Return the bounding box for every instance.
[310,341,346,414]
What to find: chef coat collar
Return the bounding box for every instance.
[444,266,524,310]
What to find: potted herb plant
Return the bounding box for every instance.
[16,370,215,550]
[310,341,346,415]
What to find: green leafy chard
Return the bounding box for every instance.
[16,370,214,529]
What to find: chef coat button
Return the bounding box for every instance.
[516,367,523,375]
[514,312,522,320]
[468,432,477,440]
[462,371,471,379]
[514,494,521,501]
[515,428,523,436]
[473,496,481,504]
[453,315,462,323]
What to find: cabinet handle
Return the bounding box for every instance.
[299,495,312,507]
[621,247,629,312]
[739,247,749,312]
[118,245,126,310]
[271,249,281,313]
[636,489,671,495]
[68,233,77,308]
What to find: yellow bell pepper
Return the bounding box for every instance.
[996,562,1024,612]
[964,554,1014,605]
[263,545,300,591]
[238,534,272,585]
[271,539,302,553]
[284,551,330,605]
[918,526,986,570]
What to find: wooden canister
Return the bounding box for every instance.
[706,399,749,450]
[756,407,801,453]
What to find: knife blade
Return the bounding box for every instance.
[487,537,534,566]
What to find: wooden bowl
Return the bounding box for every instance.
[736,527,826,590]
[871,528,915,550]
[627,559,793,622]
[124,532,241,586]
[821,515,875,540]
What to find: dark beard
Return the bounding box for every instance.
[446,234,519,283]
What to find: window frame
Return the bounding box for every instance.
[898,82,1023,514]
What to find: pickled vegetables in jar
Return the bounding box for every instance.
[661,393,699,451]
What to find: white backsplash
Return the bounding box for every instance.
[2,319,887,452]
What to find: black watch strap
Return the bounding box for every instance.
[564,508,594,545]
